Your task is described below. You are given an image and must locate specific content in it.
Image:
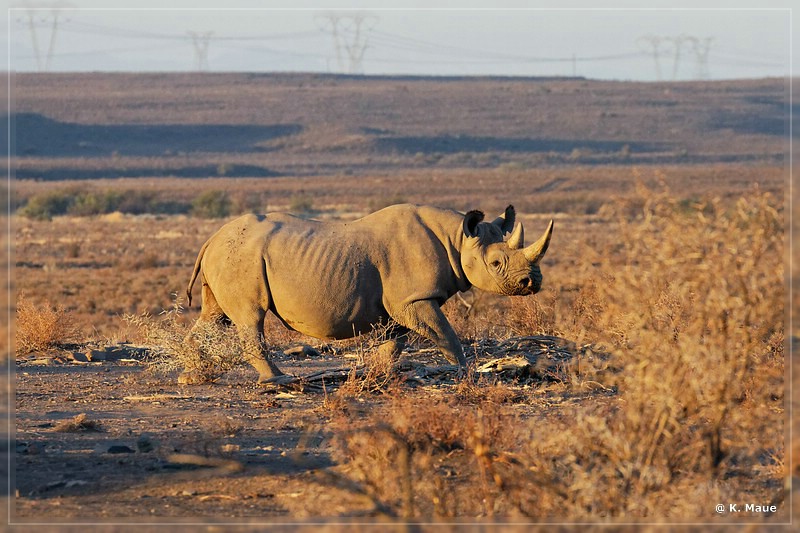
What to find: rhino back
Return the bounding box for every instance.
[202,207,466,340]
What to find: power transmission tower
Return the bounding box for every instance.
[317,12,378,74]
[316,13,345,72]
[14,2,73,71]
[665,34,691,80]
[188,31,214,71]
[637,35,666,81]
[688,37,713,80]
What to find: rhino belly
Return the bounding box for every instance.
[270,286,389,340]
[265,253,388,340]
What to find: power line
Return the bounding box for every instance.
[371,29,639,64]
[12,41,189,61]
[61,19,320,43]
[9,13,785,77]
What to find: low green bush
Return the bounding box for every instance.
[191,190,232,218]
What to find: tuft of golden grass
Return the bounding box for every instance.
[507,292,561,337]
[54,413,102,432]
[15,293,82,355]
[125,297,246,383]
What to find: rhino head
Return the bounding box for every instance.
[460,205,553,296]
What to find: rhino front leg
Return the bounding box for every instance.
[397,300,467,367]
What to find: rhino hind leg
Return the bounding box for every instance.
[180,282,230,384]
[376,325,410,360]
[236,318,286,384]
[377,338,404,360]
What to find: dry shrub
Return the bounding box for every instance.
[54,413,102,432]
[328,185,786,520]
[450,365,524,405]
[125,298,246,382]
[329,393,521,518]
[336,322,406,398]
[441,290,508,340]
[15,293,82,354]
[534,184,786,518]
[507,290,561,336]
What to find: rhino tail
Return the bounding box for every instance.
[186,238,211,308]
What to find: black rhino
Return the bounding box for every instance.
[184,204,553,385]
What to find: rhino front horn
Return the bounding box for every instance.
[523,220,554,263]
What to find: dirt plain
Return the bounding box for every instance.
[6,73,794,528]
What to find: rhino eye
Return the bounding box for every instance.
[490,259,501,269]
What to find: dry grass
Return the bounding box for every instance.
[11,173,786,520]
[324,184,786,520]
[124,297,247,383]
[15,293,82,355]
[53,413,102,433]
[11,164,784,340]
[329,322,409,399]
[328,393,529,518]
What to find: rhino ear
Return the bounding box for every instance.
[491,205,516,234]
[463,210,485,238]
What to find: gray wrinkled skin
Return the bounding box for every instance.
[184,204,553,384]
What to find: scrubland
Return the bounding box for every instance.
[12,167,789,523]
[9,73,791,525]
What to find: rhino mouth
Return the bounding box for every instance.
[501,274,538,296]
[515,286,536,296]
[502,283,535,297]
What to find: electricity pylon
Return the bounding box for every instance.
[14,1,73,71]
[664,34,690,80]
[639,34,713,81]
[188,31,214,71]
[688,37,713,80]
[317,12,378,74]
[637,35,666,81]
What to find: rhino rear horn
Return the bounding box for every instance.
[507,222,524,250]
[523,220,554,263]
[491,205,516,234]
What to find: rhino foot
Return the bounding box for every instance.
[258,374,301,390]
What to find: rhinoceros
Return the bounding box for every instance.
[184,204,553,385]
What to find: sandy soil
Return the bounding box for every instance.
[13,341,602,523]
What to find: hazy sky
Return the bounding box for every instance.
[2,1,795,80]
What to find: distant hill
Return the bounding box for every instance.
[8,73,789,180]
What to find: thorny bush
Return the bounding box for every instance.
[15,293,82,354]
[327,185,786,519]
[125,297,246,383]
